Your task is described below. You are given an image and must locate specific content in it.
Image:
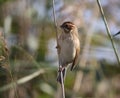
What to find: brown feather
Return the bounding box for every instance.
[71,47,80,71]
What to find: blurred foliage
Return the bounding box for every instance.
[0,0,15,5]
[46,1,52,10]
[0,0,120,98]
[0,34,10,98]
[0,35,9,67]
[37,28,47,61]
[11,18,20,34]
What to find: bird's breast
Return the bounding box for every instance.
[59,36,76,65]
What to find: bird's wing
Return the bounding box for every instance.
[71,47,80,71]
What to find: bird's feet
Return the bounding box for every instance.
[58,65,64,72]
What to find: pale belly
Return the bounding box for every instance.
[59,39,76,66]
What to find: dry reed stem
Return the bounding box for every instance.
[52,0,65,98]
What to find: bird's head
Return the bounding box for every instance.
[60,21,76,33]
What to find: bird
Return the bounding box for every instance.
[56,21,80,84]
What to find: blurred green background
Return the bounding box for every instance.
[0,0,120,98]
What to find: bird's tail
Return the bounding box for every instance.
[57,68,66,84]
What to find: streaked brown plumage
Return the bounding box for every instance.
[57,21,80,84]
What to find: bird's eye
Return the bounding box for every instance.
[64,24,68,29]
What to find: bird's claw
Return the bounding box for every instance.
[58,65,63,72]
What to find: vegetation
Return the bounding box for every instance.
[0,0,120,98]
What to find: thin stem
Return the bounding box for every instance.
[52,0,59,45]
[0,69,45,92]
[60,71,65,98]
[52,0,65,98]
[96,0,120,65]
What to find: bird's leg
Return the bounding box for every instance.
[58,65,63,72]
